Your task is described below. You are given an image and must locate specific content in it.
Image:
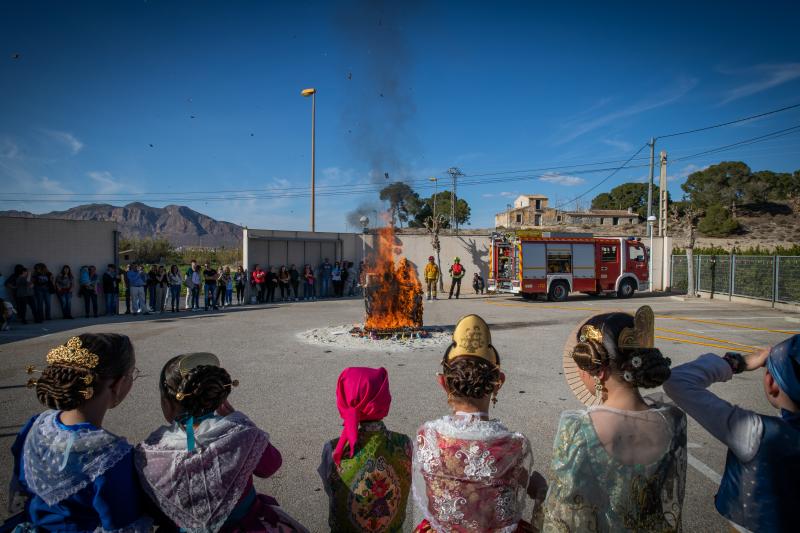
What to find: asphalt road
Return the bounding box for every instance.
[0,292,797,531]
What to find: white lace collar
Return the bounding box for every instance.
[424,414,513,440]
[23,410,132,506]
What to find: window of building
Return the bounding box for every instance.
[547,251,572,274]
[535,199,541,210]
[601,246,617,262]
[516,213,522,223]
[534,214,541,226]
[556,215,562,223]
[612,217,619,225]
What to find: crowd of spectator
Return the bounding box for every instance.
[0,257,364,330]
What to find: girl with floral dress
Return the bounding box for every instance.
[412,314,533,532]
[537,306,687,532]
[9,334,151,532]
[136,353,308,533]
[319,367,412,532]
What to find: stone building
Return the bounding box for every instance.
[495,195,640,229]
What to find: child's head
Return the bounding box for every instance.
[32,334,136,413]
[439,314,505,410]
[764,335,800,412]
[569,306,671,403]
[333,367,391,465]
[159,353,237,423]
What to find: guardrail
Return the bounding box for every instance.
[671,255,800,306]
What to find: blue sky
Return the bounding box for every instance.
[1,0,799,231]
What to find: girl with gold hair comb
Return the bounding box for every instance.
[411,314,534,532]
[536,306,687,532]
[9,333,151,532]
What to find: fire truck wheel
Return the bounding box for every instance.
[548,281,569,302]
[617,279,636,299]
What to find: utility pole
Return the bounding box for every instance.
[447,167,463,233]
[646,137,655,239]
[658,151,668,237]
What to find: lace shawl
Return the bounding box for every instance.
[22,410,133,506]
[135,412,269,533]
[412,414,532,532]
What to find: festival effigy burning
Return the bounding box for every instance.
[350,225,427,339]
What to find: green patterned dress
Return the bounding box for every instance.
[319,421,412,533]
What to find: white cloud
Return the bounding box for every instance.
[499,191,516,197]
[43,129,84,154]
[0,138,19,159]
[720,63,800,105]
[602,138,633,152]
[482,193,495,198]
[88,171,127,194]
[539,173,586,186]
[554,77,697,145]
[37,176,72,195]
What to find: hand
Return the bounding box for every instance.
[744,347,770,371]
[527,471,548,501]
[216,400,234,416]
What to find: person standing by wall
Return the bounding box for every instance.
[235,265,246,305]
[424,256,439,301]
[55,265,74,319]
[303,264,316,301]
[265,266,279,303]
[251,264,266,303]
[289,264,300,302]
[331,262,343,297]
[224,266,234,306]
[154,265,168,313]
[122,264,132,314]
[448,257,465,300]
[127,264,146,315]
[320,258,332,298]
[102,264,120,316]
[11,266,34,324]
[167,264,182,312]
[31,263,53,323]
[82,265,99,318]
[202,262,218,311]
[190,264,201,311]
[278,266,290,302]
[184,259,197,310]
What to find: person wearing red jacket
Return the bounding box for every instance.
[251,264,266,303]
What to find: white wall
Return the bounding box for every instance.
[0,217,118,318]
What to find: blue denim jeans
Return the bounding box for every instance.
[320,277,330,298]
[191,286,200,309]
[58,292,72,318]
[33,287,51,322]
[170,285,181,311]
[105,293,118,315]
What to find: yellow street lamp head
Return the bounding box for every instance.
[301,88,316,97]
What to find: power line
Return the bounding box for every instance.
[656,102,800,139]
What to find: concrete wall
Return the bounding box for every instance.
[0,217,119,318]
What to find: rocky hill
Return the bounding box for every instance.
[0,203,242,248]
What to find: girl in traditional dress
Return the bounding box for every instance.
[318,367,412,533]
[10,333,151,532]
[538,306,687,532]
[136,353,307,533]
[412,314,533,532]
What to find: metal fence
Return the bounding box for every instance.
[671,255,800,305]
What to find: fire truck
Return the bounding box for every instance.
[487,231,649,301]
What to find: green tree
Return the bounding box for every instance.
[407,190,470,228]
[697,204,740,237]
[591,182,667,218]
[379,182,418,228]
[681,161,750,212]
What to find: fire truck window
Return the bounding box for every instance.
[629,245,645,262]
[547,253,572,274]
[601,246,617,262]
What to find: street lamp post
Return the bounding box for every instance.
[301,88,316,232]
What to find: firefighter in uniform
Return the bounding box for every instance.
[424,256,439,301]
[448,257,465,299]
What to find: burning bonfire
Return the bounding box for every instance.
[351,225,427,339]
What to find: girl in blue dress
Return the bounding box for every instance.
[9,333,151,532]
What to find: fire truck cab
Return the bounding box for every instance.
[488,232,649,301]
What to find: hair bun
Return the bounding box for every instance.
[176,365,233,417]
[620,348,671,388]
[571,339,609,373]
[35,364,97,411]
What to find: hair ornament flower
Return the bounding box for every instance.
[631,356,642,368]
[623,371,634,382]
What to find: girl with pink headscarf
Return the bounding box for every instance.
[318,367,412,533]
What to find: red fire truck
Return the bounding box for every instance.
[487,231,649,301]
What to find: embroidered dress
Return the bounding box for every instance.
[9,410,152,532]
[411,413,532,532]
[136,411,308,533]
[319,421,412,533]
[542,398,687,533]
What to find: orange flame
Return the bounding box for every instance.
[364,225,423,331]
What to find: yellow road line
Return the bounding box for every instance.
[655,327,760,350]
[656,335,757,353]
[656,316,799,335]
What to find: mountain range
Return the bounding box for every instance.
[0,203,243,248]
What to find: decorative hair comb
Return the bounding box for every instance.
[579,325,604,344]
[46,337,100,369]
[172,352,239,401]
[618,306,655,350]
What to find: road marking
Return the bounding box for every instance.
[655,327,760,350]
[656,335,758,353]
[687,452,722,485]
